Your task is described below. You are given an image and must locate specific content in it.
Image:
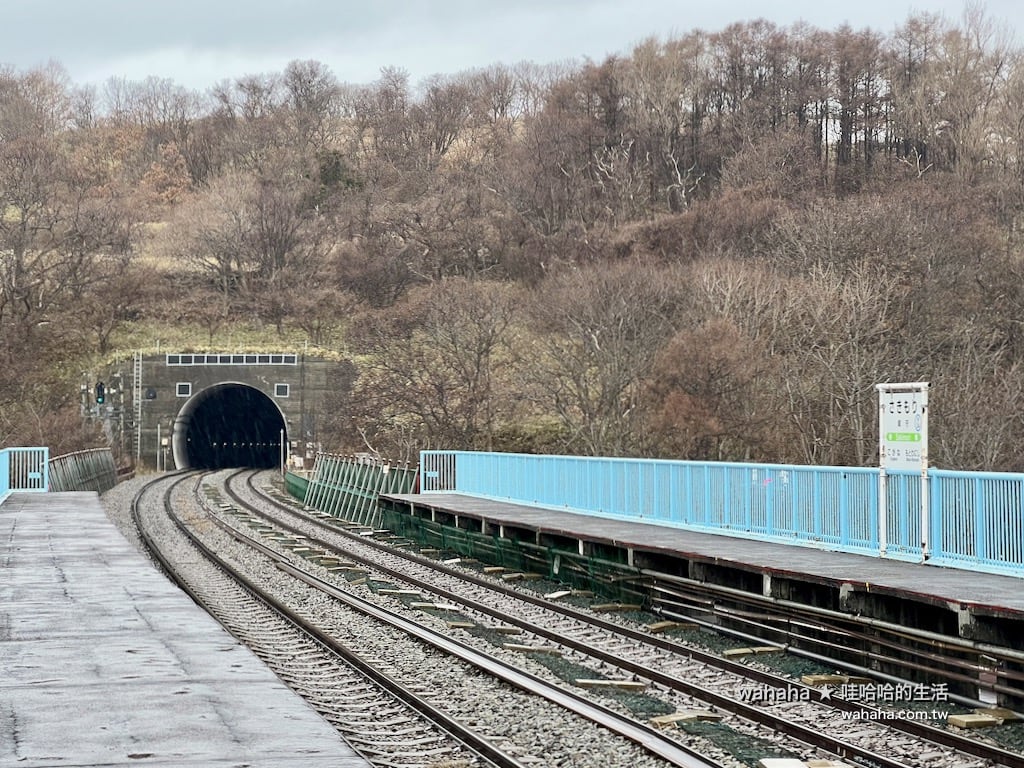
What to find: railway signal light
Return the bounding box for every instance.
[95,382,106,404]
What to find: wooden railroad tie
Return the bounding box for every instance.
[757,760,856,768]
[574,678,647,691]
[799,674,871,686]
[722,646,784,658]
[486,626,523,635]
[949,708,1021,728]
[504,643,563,655]
[592,603,643,613]
[649,710,723,728]
[646,620,697,633]
[409,601,460,611]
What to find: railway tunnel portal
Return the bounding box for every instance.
[172,382,286,469]
[95,352,352,471]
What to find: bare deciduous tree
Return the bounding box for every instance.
[525,264,683,456]
[347,279,519,454]
[644,317,773,460]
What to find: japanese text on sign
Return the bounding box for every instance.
[878,383,928,471]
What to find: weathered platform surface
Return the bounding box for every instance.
[384,492,1024,620]
[0,491,368,768]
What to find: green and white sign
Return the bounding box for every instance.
[876,381,930,559]
[877,382,928,471]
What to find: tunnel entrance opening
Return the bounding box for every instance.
[172,382,286,470]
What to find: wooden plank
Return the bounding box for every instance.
[486,626,523,635]
[722,647,754,658]
[948,713,1002,729]
[575,678,647,691]
[649,710,723,727]
[504,643,562,655]
[723,646,782,658]
[975,707,1021,722]
[544,590,573,600]
[801,674,848,686]
[410,602,460,611]
[592,603,643,613]
[647,620,696,633]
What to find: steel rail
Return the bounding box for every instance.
[641,569,1024,685]
[644,578,1024,701]
[210,474,724,768]
[238,470,1024,768]
[133,472,529,768]
[234,473,908,768]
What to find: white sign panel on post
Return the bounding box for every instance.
[875,381,929,559]
[878,385,928,471]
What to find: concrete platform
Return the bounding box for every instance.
[382,492,1024,645]
[0,491,368,768]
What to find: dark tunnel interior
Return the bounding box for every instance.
[173,383,286,470]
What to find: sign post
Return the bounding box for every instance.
[876,382,929,559]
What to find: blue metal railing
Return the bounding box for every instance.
[928,469,1024,573]
[420,450,1024,578]
[1,447,50,500]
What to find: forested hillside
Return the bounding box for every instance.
[2,9,1023,470]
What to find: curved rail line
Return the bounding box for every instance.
[235,469,1024,768]
[137,471,728,768]
[205,471,725,768]
[131,472,529,768]
[643,571,1024,706]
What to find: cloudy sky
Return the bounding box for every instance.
[5,0,1023,91]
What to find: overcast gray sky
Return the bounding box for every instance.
[5,1,1023,91]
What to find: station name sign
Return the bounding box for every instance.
[876,382,928,471]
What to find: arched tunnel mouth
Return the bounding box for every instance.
[172,383,286,470]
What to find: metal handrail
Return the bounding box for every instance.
[420,450,1024,578]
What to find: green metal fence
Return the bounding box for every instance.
[284,471,309,501]
[378,503,646,603]
[48,448,118,493]
[302,453,418,527]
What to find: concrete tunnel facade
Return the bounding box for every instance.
[101,352,354,471]
[172,382,287,470]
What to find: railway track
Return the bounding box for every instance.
[640,570,1024,709]
[132,471,727,768]
[224,468,1024,768]
[133,472,514,767]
